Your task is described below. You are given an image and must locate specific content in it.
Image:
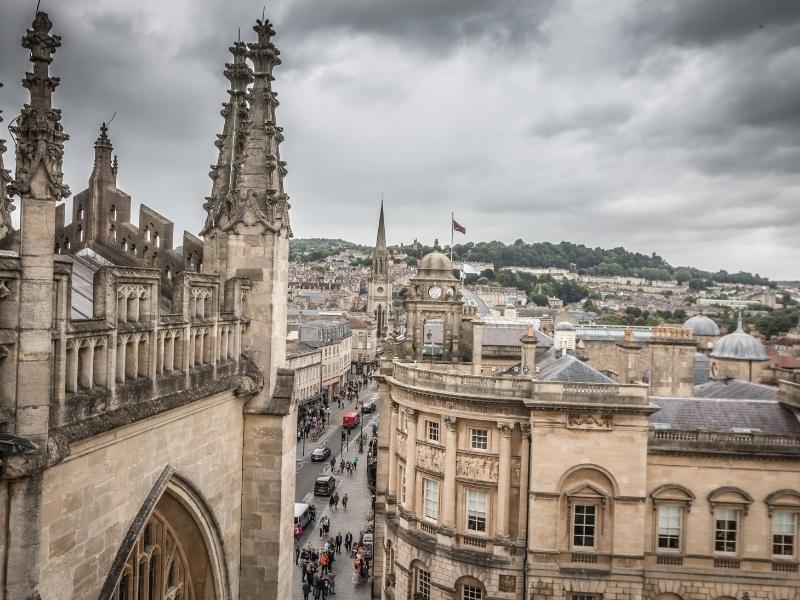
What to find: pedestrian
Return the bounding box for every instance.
[315,577,326,600]
[320,550,329,575]
[330,457,336,473]
[333,492,339,509]
[344,531,353,552]
[302,580,311,600]
[324,517,330,536]
[342,493,348,511]
[295,541,301,565]
[339,457,344,472]
[328,567,336,595]
[328,495,334,510]
[319,519,324,538]
[335,532,342,553]
[353,456,358,470]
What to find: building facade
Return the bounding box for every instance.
[0,12,296,599]
[300,320,352,400]
[374,251,800,600]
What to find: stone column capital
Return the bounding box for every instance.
[520,424,531,439]
[442,415,457,431]
[405,408,417,422]
[391,401,399,412]
[497,422,514,437]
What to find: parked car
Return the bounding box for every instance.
[361,400,377,414]
[294,502,313,531]
[310,446,331,462]
[342,411,360,429]
[314,475,337,496]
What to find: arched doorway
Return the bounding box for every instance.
[102,467,231,600]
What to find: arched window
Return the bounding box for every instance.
[454,576,486,600]
[122,239,128,251]
[131,244,137,255]
[76,205,84,220]
[77,226,84,242]
[153,231,160,248]
[110,205,117,220]
[144,227,151,242]
[559,465,617,555]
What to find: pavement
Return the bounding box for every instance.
[293,383,378,599]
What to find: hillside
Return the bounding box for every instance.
[290,237,772,287]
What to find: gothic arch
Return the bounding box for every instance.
[100,466,232,600]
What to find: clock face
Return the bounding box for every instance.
[428,285,442,299]
[377,286,384,293]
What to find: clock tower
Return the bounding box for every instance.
[367,201,392,337]
[401,249,464,361]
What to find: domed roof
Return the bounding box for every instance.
[710,321,767,361]
[416,250,456,280]
[554,321,575,331]
[683,315,721,337]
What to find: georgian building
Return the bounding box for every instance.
[0,12,297,599]
[374,251,800,600]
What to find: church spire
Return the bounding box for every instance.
[376,197,386,250]
[225,16,290,235]
[372,199,389,278]
[0,83,14,241]
[8,10,70,200]
[202,38,252,234]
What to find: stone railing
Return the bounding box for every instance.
[391,360,532,399]
[48,265,251,431]
[532,381,649,408]
[649,428,800,456]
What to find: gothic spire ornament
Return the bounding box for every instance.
[225,16,290,235]
[8,11,70,200]
[202,39,253,234]
[0,83,15,241]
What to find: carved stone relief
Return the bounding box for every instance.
[456,451,499,481]
[511,457,521,486]
[416,443,444,473]
[567,413,612,429]
[396,433,407,457]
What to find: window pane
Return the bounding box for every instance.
[657,505,682,550]
[467,490,487,532]
[424,479,439,520]
[572,504,596,548]
[463,585,483,600]
[470,429,488,450]
[773,511,796,556]
[417,569,431,600]
[714,508,738,553]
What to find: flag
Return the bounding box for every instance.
[453,219,466,234]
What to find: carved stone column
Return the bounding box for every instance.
[496,422,514,539]
[442,415,458,533]
[404,408,418,513]
[517,424,531,540]
[387,401,399,504]
[471,321,484,375]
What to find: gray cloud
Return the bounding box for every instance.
[1,0,799,280]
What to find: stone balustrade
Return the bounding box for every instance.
[649,428,800,456]
[46,263,253,430]
[390,360,532,399]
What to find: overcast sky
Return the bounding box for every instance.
[2,1,799,279]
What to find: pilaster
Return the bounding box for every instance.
[442,415,458,532]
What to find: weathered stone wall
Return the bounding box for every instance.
[37,390,245,599]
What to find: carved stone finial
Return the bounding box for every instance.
[9,11,70,200]
[0,84,15,241]
[497,422,514,437]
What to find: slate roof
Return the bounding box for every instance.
[650,396,800,435]
[482,325,553,348]
[694,378,778,400]
[537,352,615,384]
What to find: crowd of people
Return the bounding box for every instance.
[296,529,372,599]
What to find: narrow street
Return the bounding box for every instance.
[293,383,378,599]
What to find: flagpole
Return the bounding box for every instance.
[450,211,454,264]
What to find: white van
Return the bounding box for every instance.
[294,502,312,531]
